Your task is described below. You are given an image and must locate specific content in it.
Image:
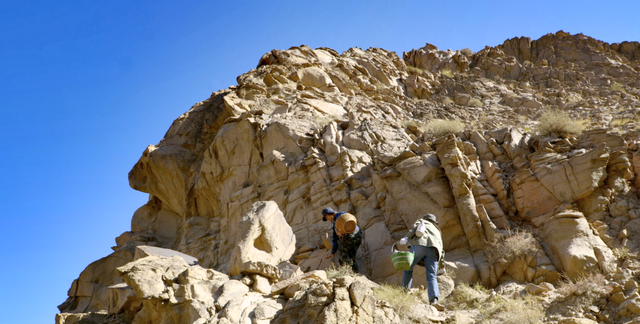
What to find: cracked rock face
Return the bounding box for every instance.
[59,31,640,323]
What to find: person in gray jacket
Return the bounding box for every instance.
[400,213,444,309]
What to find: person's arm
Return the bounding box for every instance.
[330,218,340,254]
[331,227,339,254]
[406,220,419,239]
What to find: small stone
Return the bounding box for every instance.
[610,292,626,304]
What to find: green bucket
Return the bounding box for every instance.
[391,243,414,271]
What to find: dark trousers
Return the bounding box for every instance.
[338,229,362,272]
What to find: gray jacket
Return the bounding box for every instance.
[404,219,444,261]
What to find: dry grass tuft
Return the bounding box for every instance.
[611,117,633,129]
[612,81,627,93]
[441,69,455,78]
[536,110,585,136]
[460,47,474,56]
[612,246,630,260]
[406,65,424,75]
[481,295,545,324]
[325,263,356,279]
[557,272,611,298]
[424,119,465,138]
[484,230,539,264]
[372,284,420,321]
[312,115,336,130]
[444,283,491,310]
[445,284,544,324]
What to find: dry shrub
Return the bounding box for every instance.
[325,263,356,279]
[481,295,545,324]
[440,96,455,105]
[372,284,420,320]
[446,284,544,324]
[484,230,539,264]
[557,272,611,298]
[441,69,455,78]
[549,273,611,317]
[425,119,465,138]
[467,98,484,107]
[612,246,630,260]
[612,81,627,93]
[536,110,585,136]
[406,65,424,75]
[312,115,336,130]
[444,283,490,310]
[611,117,632,127]
[460,47,473,56]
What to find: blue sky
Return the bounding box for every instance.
[1,1,638,323]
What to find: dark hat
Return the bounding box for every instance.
[322,207,337,221]
[423,213,438,224]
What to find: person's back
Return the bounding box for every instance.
[401,213,444,310]
[408,218,443,258]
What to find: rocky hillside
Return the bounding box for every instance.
[57,31,640,323]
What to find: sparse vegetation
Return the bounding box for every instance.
[424,118,465,137]
[467,98,484,107]
[406,65,424,75]
[441,69,454,78]
[612,81,627,94]
[445,284,544,324]
[611,117,632,127]
[441,96,454,105]
[372,284,420,322]
[480,295,545,324]
[312,115,336,130]
[444,283,490,310]
[612,246,630,260]
[325,263,356,279]
[557,272,611,299]
[460,47,473,56]
[536,110,586,136]
[484,230,539,264]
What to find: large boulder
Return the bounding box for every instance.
[539,210,616,279]
[227,201,297,278]
[57,244,136,314]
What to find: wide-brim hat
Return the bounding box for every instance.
[423,213,438,224]
[322,207,336,221]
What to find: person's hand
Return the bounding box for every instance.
[399,237,408,245]
[325,253,334,259]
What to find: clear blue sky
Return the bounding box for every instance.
[1,1,638,323]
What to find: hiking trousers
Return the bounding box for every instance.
[401,245,439,301]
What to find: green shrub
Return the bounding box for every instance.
[424,119,465,137]
[536,110,585,136]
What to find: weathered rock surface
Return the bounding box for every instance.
[58,31,640,323]
[227,200,297,278]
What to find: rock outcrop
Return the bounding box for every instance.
[58,31,640,323]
